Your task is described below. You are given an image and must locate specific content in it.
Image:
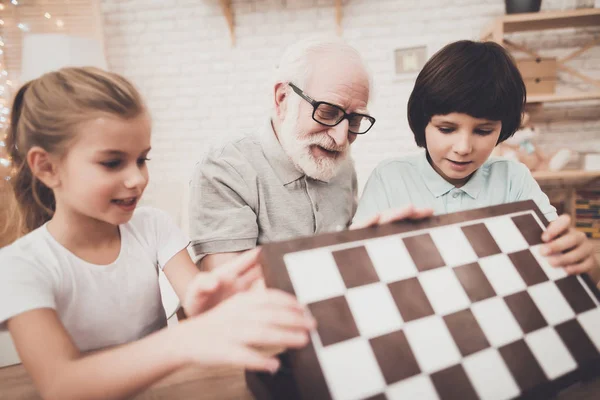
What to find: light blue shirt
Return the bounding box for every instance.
[355,151,558,223]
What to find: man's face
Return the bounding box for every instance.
[278,54,370,181]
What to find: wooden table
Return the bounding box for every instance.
[1,361,600,399]
[0,363,254,400]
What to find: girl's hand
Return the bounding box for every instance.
[175,289,316,373]
[183,248,264,316]
[541,214,599,275]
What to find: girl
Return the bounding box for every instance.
[355,40,598,278]
[0,67,315,400]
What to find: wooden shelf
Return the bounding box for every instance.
[481,8,600,40]
[533,170,600,187]
[481,9,600,106]
[527,91,600,104]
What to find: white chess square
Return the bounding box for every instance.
[430,225,478,267]
[418,267,470,316]
[525,327,577,379]
[318,337,386,400]
[404,315,462,373]
[346,283,404,338]
[463,348,520,400]
[578,308,600,352]
[484,216,529,254]
[479,254,527,296]
[386,374,440,400]
[285,249,346,304]
[365,236,418,283]
[528,281,575,326]
[530,245,568,281]
[472,297,523,347]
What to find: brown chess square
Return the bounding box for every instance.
[388,277,435,322]
[332,246,380,289]
[511,214,544,246]
[508,250,548,286]
[444,309,490,357]
[462,223,502,258]
[307,296,360,347]
[504,291,547,334]
[403,233,445,272]
[499,339,548,392]
[454,262,497,303]
[556,275,596,314]
[370,330,421,385]
[430,364,479,400]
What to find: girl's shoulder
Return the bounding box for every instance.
[0,226,58,272]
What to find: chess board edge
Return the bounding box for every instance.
[245,200,600,400]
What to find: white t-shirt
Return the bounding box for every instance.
[0,207,189,352]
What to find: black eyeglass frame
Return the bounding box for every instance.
[288,82,375,135]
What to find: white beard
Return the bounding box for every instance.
[278,102,349,182]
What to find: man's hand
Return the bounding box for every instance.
[351,205,434,230]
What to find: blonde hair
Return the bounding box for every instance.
[5,67,145,235]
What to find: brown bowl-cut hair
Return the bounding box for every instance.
[407,40,526,149]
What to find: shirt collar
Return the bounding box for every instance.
[260,120,304,185]
[418,152,483,199]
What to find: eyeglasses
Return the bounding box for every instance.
[288,82,375,135]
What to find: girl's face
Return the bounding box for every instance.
[53,113,151,226]
[424,113,502,187]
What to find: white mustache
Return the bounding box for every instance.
[304,134,348,153]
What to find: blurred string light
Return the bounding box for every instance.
[0,0,67,181]
[0,2,12,179]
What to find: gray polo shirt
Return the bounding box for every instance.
[188,122,358,259]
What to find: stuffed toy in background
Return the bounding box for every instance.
[493,112,573,172]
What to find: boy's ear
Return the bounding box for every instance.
[27,146,61,188]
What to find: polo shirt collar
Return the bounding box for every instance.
[260,120,304,185]
[418,152,482,199]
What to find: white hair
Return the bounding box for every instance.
[272,35,372,100]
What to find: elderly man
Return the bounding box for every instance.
[188,36,378,269]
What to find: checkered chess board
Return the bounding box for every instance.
[259,201,600,400]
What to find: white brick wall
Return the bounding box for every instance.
[100,0,600,226]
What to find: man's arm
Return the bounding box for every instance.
[188,145,259,262]
[198,251,244,271]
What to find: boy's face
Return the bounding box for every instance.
[424,113,502,187]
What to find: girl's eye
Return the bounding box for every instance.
[101,160,122,169]
[137,157,151,166]
[475,130,493,135]
[438,127,454,134]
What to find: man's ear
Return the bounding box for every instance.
[27,146,61,188]
[274,82,288,121]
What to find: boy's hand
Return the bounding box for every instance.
[541,214,599,275]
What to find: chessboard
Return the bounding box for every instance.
[247,200,600,400]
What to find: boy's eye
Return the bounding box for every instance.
[438,127,454,134]
[100,160,122,169]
